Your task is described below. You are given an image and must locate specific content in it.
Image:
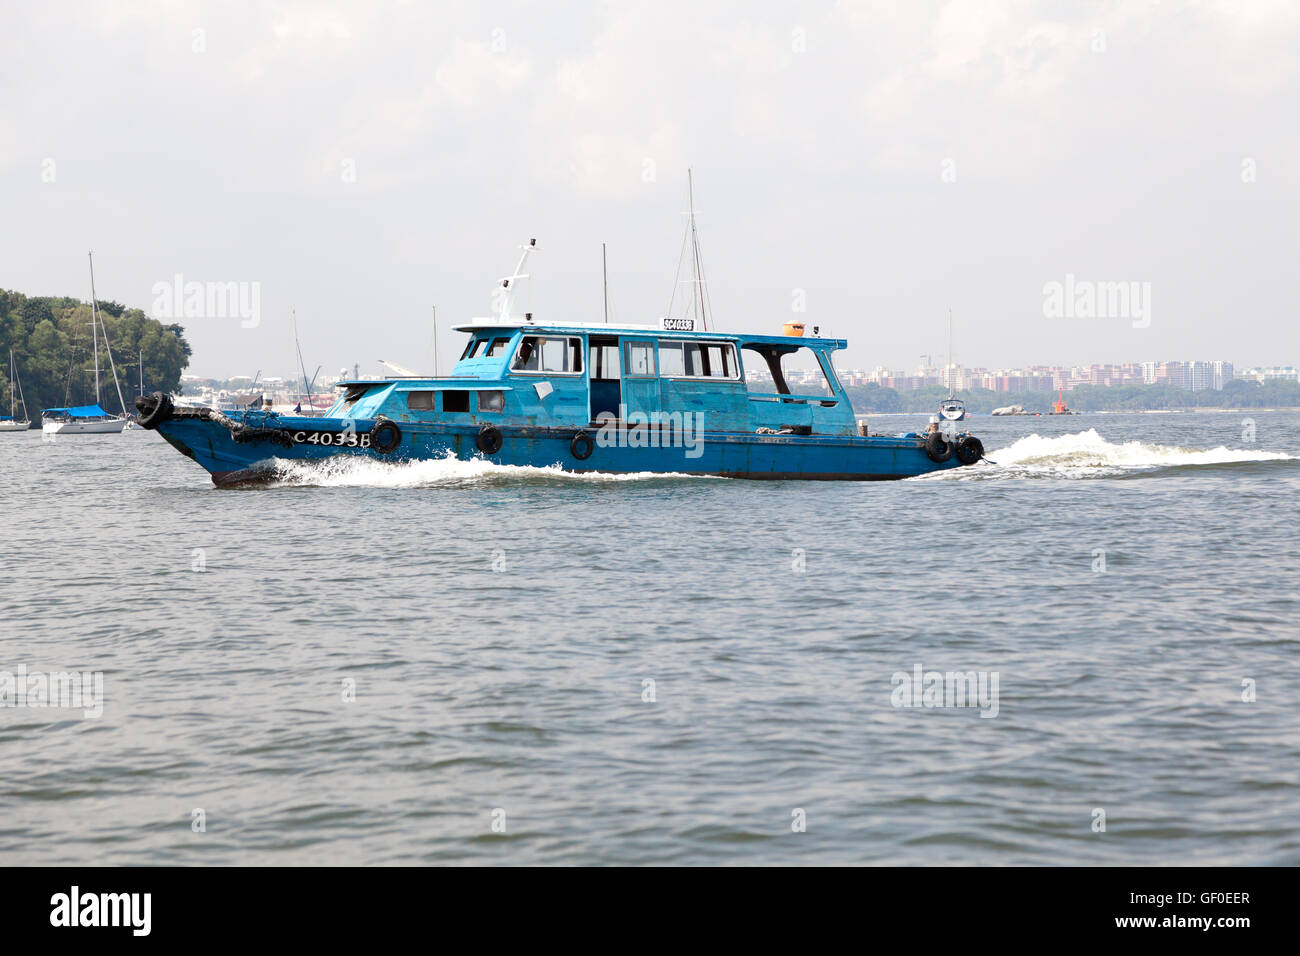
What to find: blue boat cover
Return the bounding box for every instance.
[41,404,111,417]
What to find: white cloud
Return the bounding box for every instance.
[435,37,531,109]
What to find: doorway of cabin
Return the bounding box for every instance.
[588,335,622,423]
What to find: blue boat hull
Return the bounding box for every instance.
[152,412,964,485]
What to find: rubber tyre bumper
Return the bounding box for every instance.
[134,391,173,429]
[955,435,984,466]
[924,432,954,463]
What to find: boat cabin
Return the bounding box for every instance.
[327,319,857,436]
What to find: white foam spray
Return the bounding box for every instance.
[262,452,719,489]
[923,428,1295,480]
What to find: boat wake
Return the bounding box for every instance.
[259,453,720,489]
[925,428,1295,480]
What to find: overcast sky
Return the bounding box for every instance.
[3,1,1297,378]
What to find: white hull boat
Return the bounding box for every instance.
[42,417,128,435]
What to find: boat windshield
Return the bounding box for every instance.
[329,384,371,416]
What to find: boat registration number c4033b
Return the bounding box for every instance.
[292,430,371,447]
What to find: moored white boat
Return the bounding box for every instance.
[41,408,128,435]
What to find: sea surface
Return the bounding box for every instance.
[2,410,1298,865]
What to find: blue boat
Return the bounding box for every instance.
[137,245,984,485]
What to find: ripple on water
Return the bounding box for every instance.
[0,414,1298,863]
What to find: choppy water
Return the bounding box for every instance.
[2,410,1298,865]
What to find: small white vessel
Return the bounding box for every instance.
[42,408,128,435]
[0,349,30,431]
[939,398,966,422]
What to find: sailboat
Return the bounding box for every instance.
[41,252,129,435]
[937,309,966,422]
[0,349,31,431]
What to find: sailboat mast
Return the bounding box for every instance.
[602,243,609,324]
[88,251,100,405]
[432,305,439,376]
[687,169,707,330]
[947,307,953,396]
[14,351,27,420]
[292,308,313,410]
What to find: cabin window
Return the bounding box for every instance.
[485,337,512,358]
[659,341,687,376]
[442,390,470,412]
[742,344,836,398]
[477,390,505,413]
[512,336,582,374]
[819,352,844,392]
[658,339,739,379]
[624,341,656,376]
[788,352,835,397]
[706,344,737,378]
[460,338,486,360]
[590,343,621,380]
[406,390,435,411]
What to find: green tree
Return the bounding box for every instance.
[0,289,191,417]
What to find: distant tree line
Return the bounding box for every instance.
[845,381,1300,414]
[0,290,191,417]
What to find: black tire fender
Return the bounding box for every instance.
[135,391,173,430]
[371,420,401,454]
[955,435,984,466]
[476,424,503,455]
[924,431,954,463]
[570,430,594,461]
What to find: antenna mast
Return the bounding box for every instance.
[497,238,537,323]
[602,243,609,324]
